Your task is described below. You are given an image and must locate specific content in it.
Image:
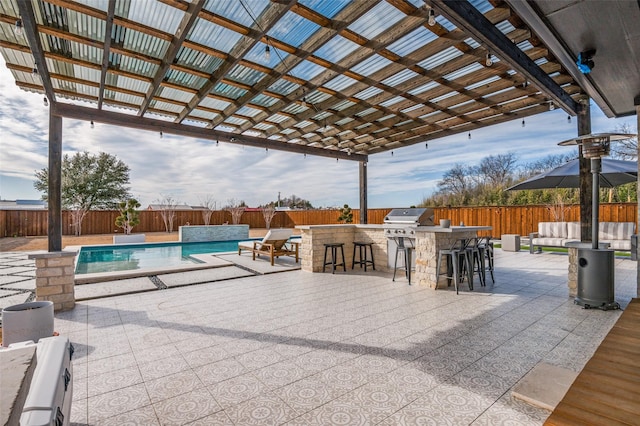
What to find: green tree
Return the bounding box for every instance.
[115,198,141,235]
[34,151,131,235]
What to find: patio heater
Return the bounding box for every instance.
[559,133,635,310]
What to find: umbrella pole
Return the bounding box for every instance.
[592,158,601,249]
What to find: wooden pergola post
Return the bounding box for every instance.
[48,109,62,252]
[359,161,368,224]
[577,98,592,242]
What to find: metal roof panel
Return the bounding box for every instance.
[268,11,320,48]
[348,2,405,39]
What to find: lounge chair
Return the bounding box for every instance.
[237,229,299,266]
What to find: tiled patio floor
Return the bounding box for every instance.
[0,249,637,425]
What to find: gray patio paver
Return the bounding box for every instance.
[0,249,636,424]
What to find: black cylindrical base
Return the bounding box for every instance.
[575,248,619,310]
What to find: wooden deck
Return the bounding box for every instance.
[545,298,640,426]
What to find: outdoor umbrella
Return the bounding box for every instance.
[507,158,637,191]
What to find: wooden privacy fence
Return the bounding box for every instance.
[1,204,638,238]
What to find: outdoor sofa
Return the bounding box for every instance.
[529,221,636,253]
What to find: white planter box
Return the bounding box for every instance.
[113,234,146,244]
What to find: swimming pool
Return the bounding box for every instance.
[75,240,255,275]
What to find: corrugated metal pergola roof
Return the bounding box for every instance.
[0,0,584,161]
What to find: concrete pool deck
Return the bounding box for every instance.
[0,249,637,425]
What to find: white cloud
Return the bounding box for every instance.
[0,55,636,208]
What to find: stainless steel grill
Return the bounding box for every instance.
[383,208,435,238]
[383,208,434,274]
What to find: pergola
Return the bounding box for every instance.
[0,0,638,255]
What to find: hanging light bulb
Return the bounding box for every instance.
[160,131,163,138]
[43,97,48,106]
[567,115,572,123]
[428,7,436,26]
[468,132,471,140]
[549,102,555,111]
[216,139,219,146]
[265,44,271,62]
[485,52,493,67]
[336,158,339,162]
[521,119,525,128]
[90,120,94,129]
[391,151,394,156]
[425,143,428,149]
[14,19,23,36]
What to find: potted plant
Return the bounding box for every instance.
[337,204,353,223]
[114,198,145,243]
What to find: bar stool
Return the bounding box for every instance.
[323,243,346,273]
[392,237,415,285]
[465,238,486,287]
[478,236,495,283]
[436,239,472,294]
[352,242,375,271]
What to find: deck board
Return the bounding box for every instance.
[545,298,640,426]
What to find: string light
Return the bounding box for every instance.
[90,120,94,129]
[43,97,48,106]
[264,42,271,61]
[485,52,493,67]
[428,7,436,26]
[14,19,23,36]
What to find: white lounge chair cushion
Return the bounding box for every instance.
[238,229,294,251]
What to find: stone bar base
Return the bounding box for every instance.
[28,251,77,311]
[299,225,390,272]
[568,247,578,297]
[414,229,477,288]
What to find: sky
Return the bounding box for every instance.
[0,55,636,209]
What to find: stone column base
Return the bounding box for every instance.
[28,251,77,312]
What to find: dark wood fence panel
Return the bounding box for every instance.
[2,205,638,238]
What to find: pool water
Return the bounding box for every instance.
[75,240,255,274]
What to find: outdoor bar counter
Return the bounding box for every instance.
[296,224,491,288]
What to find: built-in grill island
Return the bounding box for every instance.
[383,208,435,276]
[297,210,490,288]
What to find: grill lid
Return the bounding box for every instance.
[384,208,434,225]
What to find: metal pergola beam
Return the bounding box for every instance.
[138,0,205,116]
[97,0,116,110]
[505,0,612,118]
[17,1,56,104]
[52,103,368,162]
[436,0,579,115]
